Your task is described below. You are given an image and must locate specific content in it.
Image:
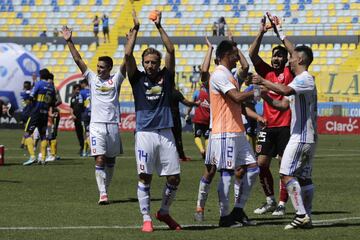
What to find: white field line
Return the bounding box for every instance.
[0,217,359,231]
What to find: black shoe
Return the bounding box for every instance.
[231,208,257,226]
[218,215,243,228]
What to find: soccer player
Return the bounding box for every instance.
[193,36,265,222]
[185,80,210,160]
[170,87,199,162]
[79,79,91,157]
[62,25,125,205]
[20,81,33,148]
[208,40,260,227]
[45,72,62,162]
[125,10,181,232]
[249,14,295,216]
[70,84,85,155]
[252,42,316,229]
[22,68,56,165]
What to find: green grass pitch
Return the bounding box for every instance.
[0,129,359,239]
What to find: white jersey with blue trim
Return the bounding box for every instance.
[287,71,317,143]
[84,69,124,123]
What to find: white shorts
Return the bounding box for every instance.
[206,133,256,170]
[280,141,316,179]
[89,122,123,158]
[135,128,180,176]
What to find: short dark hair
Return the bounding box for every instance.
[294,45,314,66]
[142,47,162,61]
[73,83,81,90]
[79,79,88,86]
[215,40,237,60]
[23,81,31,89]
[39,68,50,80]
[272,45,288,58]
[98,56,113,69]
[48,73,54,81]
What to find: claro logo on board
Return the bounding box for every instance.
[325,118,359,132]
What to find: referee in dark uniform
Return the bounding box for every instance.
[70,84,84,155]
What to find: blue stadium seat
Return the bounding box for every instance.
[298,4,305,10]
[298,0,304,3]
[203,0,209,4]
[6,0,12,5]
[175,11,182,18]
[233,0,239,4]
[305,0,312,3]
[239,4,246,11]
[232,5,238,11]
[175,0,180,4]
[343,3,349,10]
[22,18,29,25]
[172,5,178,11]
[218,0,225,4]
[53,5,59,12]
[73,0,79,5]
[351,16,358,23]
[0,4,5,12]
[7,4,13,11]
[226,0,232,4]
[247,0,254,4]
[284,11,291,17]
[95,0,102,6]
[233,11,240,17]
[29,0,34,5]
[291,18,299,24]
[16,12,23,18]
[51,0,57,6]
[20,0,26,5]
[167,0,173,4]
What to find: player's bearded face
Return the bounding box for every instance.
[271,50,287,70]
[143,54,161,77]
[226,47,239,69]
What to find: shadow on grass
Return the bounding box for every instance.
[0,179,22,183]
[312,210,351,215]
[111,198,162,204]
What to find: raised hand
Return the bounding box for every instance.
[61,25,72,41]
[227,29,234,42]
[205,36,213,49]
[132,9,140,28]
[259,15,268,33]
[152,10,162,25]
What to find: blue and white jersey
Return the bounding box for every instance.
[84,69,124,123]
[30,79,55,115]
[287,71,317,143]
[130,68,174,131]
[80,88,91,121]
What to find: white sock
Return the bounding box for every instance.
[266,196,275,204]
[301,184,314,217]
[218,170,233,217]
[137,182,151,222]
[159,183,178,214]
[286,178,306,215]
[105,163,115,192]
[234,166,259,209]
[95,165,106,196]
[197,177,211,210]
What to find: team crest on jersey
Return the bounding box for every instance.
[256,145,262,153]
[278,73,285,82]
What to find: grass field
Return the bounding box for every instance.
[0,129,359,239]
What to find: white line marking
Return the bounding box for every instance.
[0,217,359,231]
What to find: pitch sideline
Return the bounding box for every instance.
[0,216,359,231]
